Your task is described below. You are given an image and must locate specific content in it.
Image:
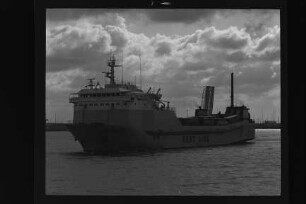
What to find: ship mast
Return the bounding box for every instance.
[103,54,122,86]
[139,50,142,89]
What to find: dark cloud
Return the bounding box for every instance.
[46,9,128,22]
[253,48,280,61]
[206,32,249,50]
[46,9,217,25]
[145,9,217,24]
[224,50,249,62]
[244,21,266,38]
[154,42,172,56]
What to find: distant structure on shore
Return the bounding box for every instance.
[254,120,281,129]
[45,123,68,131]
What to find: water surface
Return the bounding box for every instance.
[46,129,281,195]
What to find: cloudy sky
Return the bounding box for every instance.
[46,9,280,123]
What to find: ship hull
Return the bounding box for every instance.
[66,120,255,153]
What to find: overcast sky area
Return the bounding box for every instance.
[46,9,280,123]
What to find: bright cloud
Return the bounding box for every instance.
[46,9,280,121]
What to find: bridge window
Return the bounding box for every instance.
[89,104,93,106]
[131,97,134,101]
[116,102,120,105]
[107,93,110,97]
[97,93,101,97]
[94,103,97,106]
[111,93,115,96]
[100,103,104,106]
[116,93,120,96]
[105,103,109,106]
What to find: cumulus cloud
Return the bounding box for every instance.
[205,27,250,50]
[253,26,280,51]
[47,15,280,90]
[46,10,280,119]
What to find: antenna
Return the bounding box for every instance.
[139,49,142,89]
[261,108,263,123]
[121,50,124,84]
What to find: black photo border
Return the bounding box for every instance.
[30,0,305,204]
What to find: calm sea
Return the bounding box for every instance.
[46,129,281,195]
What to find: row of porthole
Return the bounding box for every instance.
[80,93,122,98]
[75,102,147,107]
[76,102,122,107]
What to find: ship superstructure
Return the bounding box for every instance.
[66,55,255,153]
[69,54,174,124]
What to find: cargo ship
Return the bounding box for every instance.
[66,54,255,153]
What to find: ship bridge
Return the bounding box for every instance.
[69,53,175,115]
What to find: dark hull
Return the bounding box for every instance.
[66,121,255,153]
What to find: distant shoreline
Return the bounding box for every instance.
[45,123,68,131]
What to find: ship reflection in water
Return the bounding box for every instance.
[46,129,280,195]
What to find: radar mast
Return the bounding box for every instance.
[103,53,122,85]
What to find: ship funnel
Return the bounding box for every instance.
[230,72,234,107]
[201,86,215,115]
